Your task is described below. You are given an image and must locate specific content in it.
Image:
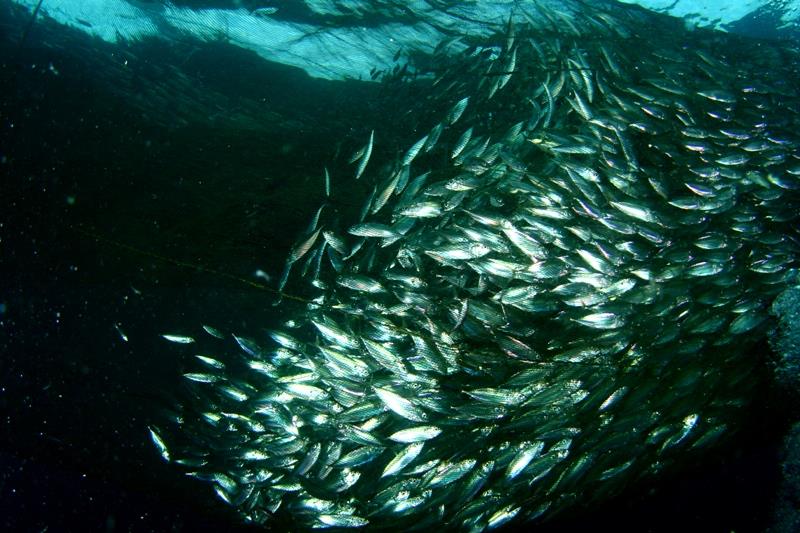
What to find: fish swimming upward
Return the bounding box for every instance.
[152,1,800,530]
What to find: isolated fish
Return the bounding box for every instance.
[355,130,374,180]
[161,334,194,344]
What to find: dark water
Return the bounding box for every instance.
[0,1,791,531]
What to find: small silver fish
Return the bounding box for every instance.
[355,130,374,180]
[161,334,194,344]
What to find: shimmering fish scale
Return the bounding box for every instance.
[162,334,194,344]
[428,458,477,488]
[348,222,399,239]
[337,274,386,293]
[573,312,624,329]
[318,514,369,528]
[148,427,170,462]
[374,387,427,422]
[382,442,425,477]
[505,441,545,480]
[389,426,442,443]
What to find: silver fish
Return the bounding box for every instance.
[354,130,374,180]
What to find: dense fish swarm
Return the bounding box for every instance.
[153,1,800,530]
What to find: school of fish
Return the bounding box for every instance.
[152,1,800,530]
